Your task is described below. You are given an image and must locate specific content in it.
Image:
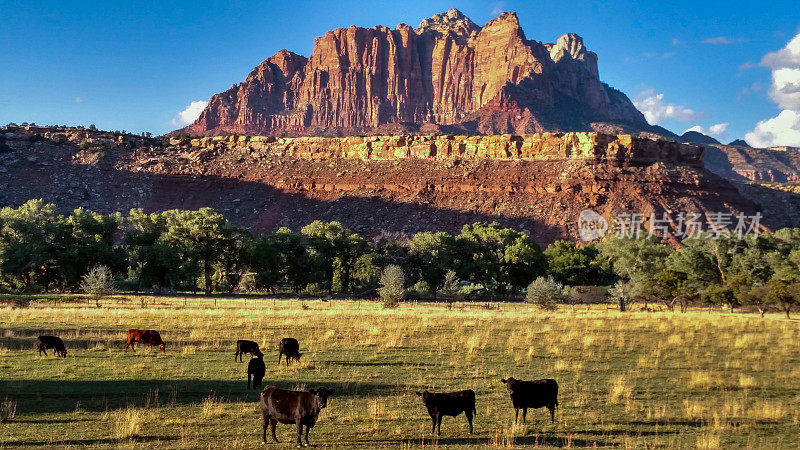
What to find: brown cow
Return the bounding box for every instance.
[278,337,302,366]
[260,386,333,447]
[125,329,166,352]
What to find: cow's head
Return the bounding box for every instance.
[501,377,518,394]
[311,387,334,410]
[159,342,166,352]
[415,391,431,406]
[254,349,264,358]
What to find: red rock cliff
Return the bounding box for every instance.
[184,9,653,136]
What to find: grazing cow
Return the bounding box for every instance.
[248,356,266,389]
[124,329,166,352]
[37,335,67,357]
[236,339,263,362]
[259,386,334,447]
[415,390,476,435]
[278,338,302,366]
[500,377,558,423]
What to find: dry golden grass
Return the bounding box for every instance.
[1,297,799,448]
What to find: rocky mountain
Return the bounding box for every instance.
[182,9,655,136]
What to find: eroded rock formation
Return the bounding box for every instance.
[183,9,654,136]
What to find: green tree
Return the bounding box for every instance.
[160,208,235,295]
[455,222,545,297]
[600,235,672,283]
[272,228,314,293]
[544,241,613,285]
[410,231,455,299]
[302,221,368,293]
[0,200,69,291]
[124,209,194,292]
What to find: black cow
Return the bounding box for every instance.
[236,339,263,362]
[278,338,302,366]
[248,356,266,389]
[500,377,558,423]
[37,335,67,357]
[415,390,476,435]
[259,386,334,447]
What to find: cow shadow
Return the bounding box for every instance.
[0,379,396,414]
[412,434,607,447]
[1,436,177,447]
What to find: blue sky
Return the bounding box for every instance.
[1,0,799,145]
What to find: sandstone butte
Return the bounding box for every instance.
[181,9,663,137]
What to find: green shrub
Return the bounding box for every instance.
[525,276,564,310]
[379,265,404,308]
[80,265,116,299]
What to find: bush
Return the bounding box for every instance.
[525,276,564,310]
[440,270,461,307]
[80,265,116,299]
[379,265,404,308]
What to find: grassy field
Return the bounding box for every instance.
[1,297,799,449]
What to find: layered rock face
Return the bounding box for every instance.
[177,133,704,166]
[184,9,652,136]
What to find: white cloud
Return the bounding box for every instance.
[702,36,732,45]
[671,38,681,46]
[490,2,504,16]
[74,97,83,104]
[171,100,208,127]
[684,122,729,138]
[745,33,800,147]
[745,110,800,148]
[738,61,755,70]
[633,89,697,125]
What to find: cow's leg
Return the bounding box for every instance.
[430,415,436,434]
[295,421,303,447]
[436,415,443,436]
[465,409,474,434]
[277,353,282,365]
[235,351,240,362]
[270,419,279,443]
[549,404,555,423]
[514,407,519,422]
[522,408,527,424]
[261,412,269,444]
[304,425,310,446]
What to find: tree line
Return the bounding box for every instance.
[1,199,799,316]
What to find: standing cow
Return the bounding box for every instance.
[278,338,302,366]
[124,329,166,352]
[500,377,558,423]
[37,335,67,357]
[248,355,266,389]
[415,390,476,435]
[260,386,334,447]
[236,339,262,362]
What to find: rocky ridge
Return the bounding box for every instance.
[1,125,778,243]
